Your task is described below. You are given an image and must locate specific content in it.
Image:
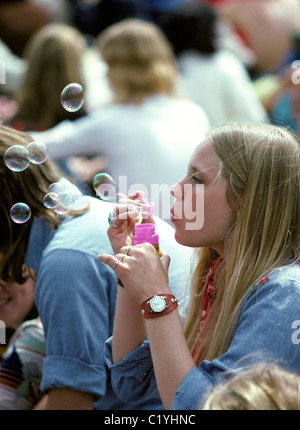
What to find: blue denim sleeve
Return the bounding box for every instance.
[105,266,300,410]
[35,249,117,397]
[104,336,161,404]
[172,270,300,409]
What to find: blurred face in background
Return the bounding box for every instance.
[0,257,36,329]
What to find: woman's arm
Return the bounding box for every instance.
[145,309,196,409]
[112,285,146,364]
[99,243,196,409]
[100,192,156,363]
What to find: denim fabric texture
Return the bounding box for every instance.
[105,263,300,409]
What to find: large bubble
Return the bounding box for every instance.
[4,145,30,172]
[53,191,74,215]
[10,202,31,224]
[61,83,84,112]
[93,173,117,202]
[43,192,60,209]
[26,141,48,164]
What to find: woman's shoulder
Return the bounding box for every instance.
[265,262,300,285]
[246,262,300,302]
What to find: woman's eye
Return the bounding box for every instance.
[191,175,203,183]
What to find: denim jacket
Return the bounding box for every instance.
[105,263,300,409]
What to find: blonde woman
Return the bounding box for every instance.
[99,122,300,409]
[10,23,86,132]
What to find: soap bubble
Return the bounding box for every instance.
[61,83,84,112]
[10,203,31,224]
[48,182,65,194]
[93,173,117,202]
[43,192,60,209]
[4,145,30,172]
[53,191,74,215]
[26,141,48,164]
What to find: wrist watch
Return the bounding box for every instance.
[140,294,178,319]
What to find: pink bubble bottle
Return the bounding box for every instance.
[133,223,160,255]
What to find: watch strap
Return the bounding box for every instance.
[140,294,178,319]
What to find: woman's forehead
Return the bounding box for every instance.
[189,138,219,173]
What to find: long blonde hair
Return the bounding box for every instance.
[184,122,300,363]
[97,19,177,104]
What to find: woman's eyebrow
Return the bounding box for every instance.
[188,165,209,176]
[188,165,202,173]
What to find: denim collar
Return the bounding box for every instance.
[24,216,55,273]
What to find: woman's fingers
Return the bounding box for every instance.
[98,253,123,271]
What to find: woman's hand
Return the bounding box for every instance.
[107,191,155,255]
[98,243,171,304]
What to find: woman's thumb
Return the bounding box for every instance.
[160,254,171,271]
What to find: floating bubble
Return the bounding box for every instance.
[4,145,30,172]
[93,173,117,202]
[43,192,59,209]
[53,191,74,215]
[10,202,31,224]
[61,83,84,112]
[26,141,48,164]
[48,182,65,194]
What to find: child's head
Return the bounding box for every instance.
[0,126,62,284]
[97,19,177,103]
[202,363,300,410]
[0,258,36,329]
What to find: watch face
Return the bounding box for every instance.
[149,295,167,313]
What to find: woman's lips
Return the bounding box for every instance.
[170,207,179,223]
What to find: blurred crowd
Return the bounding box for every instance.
[0,0,299,193]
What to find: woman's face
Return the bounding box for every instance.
[0,265,36,329]
[171,138,238,254]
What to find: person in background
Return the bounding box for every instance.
[201,363,300,410]
[216,0,300,75]
[29,19,210,219]
[161,2,267,127]
[0,264,45,410]
[0,0,51,58]
[9,23,87,132]
[7,22,107,193]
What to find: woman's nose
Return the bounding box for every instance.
[170,182,183,200]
